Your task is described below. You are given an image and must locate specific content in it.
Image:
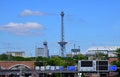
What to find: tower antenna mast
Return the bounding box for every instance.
[58,12,67,57]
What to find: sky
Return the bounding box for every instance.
[0,0,120,57]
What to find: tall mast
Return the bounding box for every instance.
[58,12,67,57]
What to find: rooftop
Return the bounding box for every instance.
[87,46,120,51]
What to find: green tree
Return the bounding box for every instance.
[115,48,120,61]
[73,54,87,60]
[111,48,120,67]
[24,57,34,61]
[91,52,107,60]
[62,57,74,67]
[111,61,120,66]
[47,56,65,66]
[34,56,47,66]
[110,48,120,77]
[0,54,8,61]
[13,56,25,61]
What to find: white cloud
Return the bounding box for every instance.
[20,9,53,16]
[0,22,44,36]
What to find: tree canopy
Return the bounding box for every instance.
[0,53,87,67]
[111,48,120,67]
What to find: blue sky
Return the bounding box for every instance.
[0,0,120,56]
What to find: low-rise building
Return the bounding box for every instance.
[86,46,120,60]
[7,51,25,57]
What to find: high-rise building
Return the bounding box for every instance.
[35,41,49,58]
[35,48,44,57]
[43,41,49,58]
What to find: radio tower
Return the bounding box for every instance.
[58,12,67,57]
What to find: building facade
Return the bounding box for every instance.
[35,41,49,58]
[71,49,80,57]
[36,48,44,57]
[7,51,25,57]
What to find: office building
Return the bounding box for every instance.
[71,49,80,56]
[35,41,49,58]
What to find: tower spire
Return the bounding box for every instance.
[58,11,67,57]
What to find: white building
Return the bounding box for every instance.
[35,41,49,58]
[86,46,120,58]
[7,51,25,57]
[36,48,44,57]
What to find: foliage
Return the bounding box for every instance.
[24,57,34,61]
[0,54,8,61]
[34,56,47,66]
[73,54,87,60]
[0,53,88,67]
[47,56,65,66]
[115,48,120,61]
[0,54,34,61]
[92,52,107,60]
[111,48,120,67]
[13,56,26,61]
[111,61,120,67]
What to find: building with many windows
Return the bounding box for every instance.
[36,48,44,57]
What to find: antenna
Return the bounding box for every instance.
[58,12,67,57]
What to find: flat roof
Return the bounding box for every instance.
[87,46,120,51]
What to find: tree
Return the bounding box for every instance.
[0,54,8,61]
[111,48,120,66]
[91,52,107,60]
[13,56,25,61]
[115,48,120,61]
[34,56,47,66]
[73,54,87,60]
[111,61,120,66]
[47,56,65,66]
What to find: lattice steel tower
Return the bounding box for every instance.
[58,12,67,57]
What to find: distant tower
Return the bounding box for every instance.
[58,12,67,57]
[43,41,49,58]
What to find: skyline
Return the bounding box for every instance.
[0,0,120,56]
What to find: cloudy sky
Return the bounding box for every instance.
[0,0,120,56]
